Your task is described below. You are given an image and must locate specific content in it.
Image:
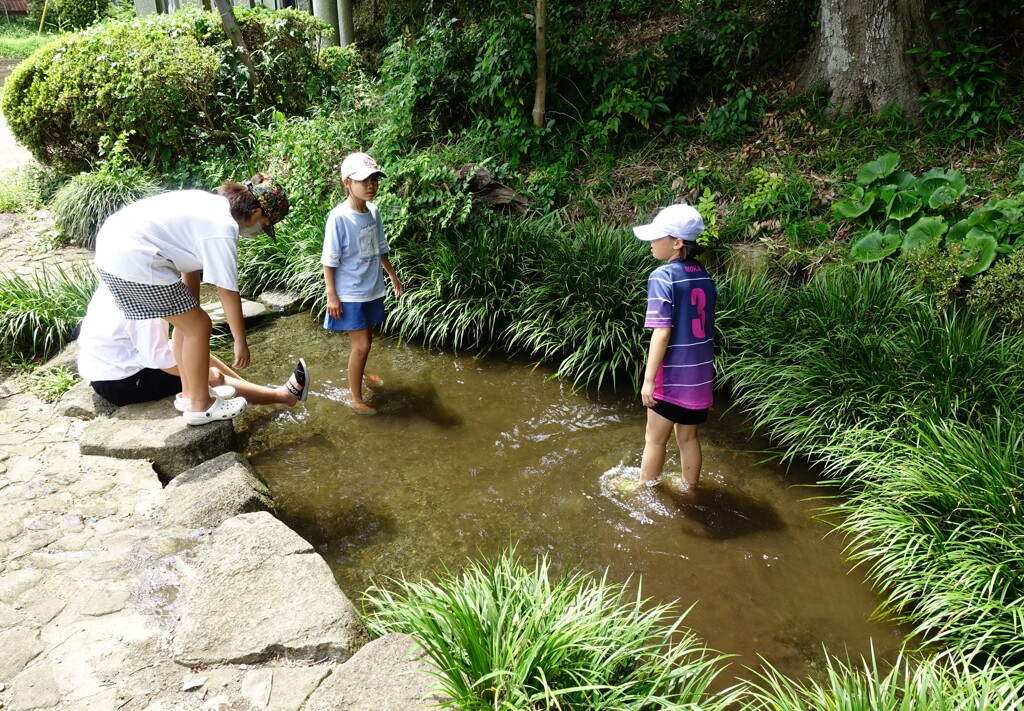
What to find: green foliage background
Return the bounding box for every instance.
[2,0,1024,705]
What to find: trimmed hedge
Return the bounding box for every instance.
[28,0,110,32]
[1,7,329,172]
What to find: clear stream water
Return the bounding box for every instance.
[228,312,907,683]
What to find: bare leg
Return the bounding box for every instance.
[639,408,674,485]
[205,355,302,407]
[208,354,241,381]
[674,423,702,488]
[165,307,214,412]
[208,370,297,407]
[346,328,373,410]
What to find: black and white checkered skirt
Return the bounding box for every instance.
[99,271,199,320]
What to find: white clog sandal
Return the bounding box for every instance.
[174,385,237,413]
[182,395,247,426]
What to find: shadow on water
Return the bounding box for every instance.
[660,484,786,540]
[233,313,910,686]
[370,381,463,427]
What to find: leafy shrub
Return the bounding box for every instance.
[967,247,1024,331]
[28,0,109,32]
[51,134,163,248]
[700,86,765,144]
[239,7,333,114]
[2,8,329,173]
[246,110,356,224]
[363,548,737,709]
[2,14,222,172]
[898,239,968,310]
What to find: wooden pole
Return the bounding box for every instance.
[38,0,49,33]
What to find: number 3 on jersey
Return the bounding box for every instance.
[690,287,707,338]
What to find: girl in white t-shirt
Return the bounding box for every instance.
[93,174,290,425]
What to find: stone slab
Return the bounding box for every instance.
[172,512,368,666]
[78,399,235,480]
[164,452,276,529]
[303,633,446,711]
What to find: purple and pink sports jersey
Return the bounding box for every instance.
[644,258,717,410]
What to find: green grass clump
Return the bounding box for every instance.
[716,264,1024,464]
[716,264,1024,669]
[363,549,738,710]
[743,649,1024,710]
[50,162,162,248]
[830,419,1024,664]
[0,265,97,363]
[28,364,79,402]
[506,218,650,391]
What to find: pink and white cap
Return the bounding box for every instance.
[341,152,387,181]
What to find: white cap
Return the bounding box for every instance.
[633,204,705,242]
[341,152,386,181]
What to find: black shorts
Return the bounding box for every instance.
[90,368,182,407]
[652,399,708,425]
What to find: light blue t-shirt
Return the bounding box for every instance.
[321,201,390,302]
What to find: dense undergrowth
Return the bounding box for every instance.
[2,0,1024,706]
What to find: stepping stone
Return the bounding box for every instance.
[202,299,268,328]
[257,290,302,312]
[78,398,235,482]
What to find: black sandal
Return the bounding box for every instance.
[285,358,310,403]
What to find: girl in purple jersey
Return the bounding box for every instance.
[633,204,717,491]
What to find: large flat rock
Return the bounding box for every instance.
[304,633,447,711]
[164,452,276,529]
[78,398,235,480]
[172,512,369,666]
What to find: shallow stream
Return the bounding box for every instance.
[229,313,907,682]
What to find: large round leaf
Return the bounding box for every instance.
[850,229,902,263]
[967,205,1006,231]
[886,190,921,221]
[946,218,971,243]
[915,168,966,206]
[856,152,900,186]
[902,216,947,251]
[833,188,877,219]
[891,171,916,190]
[958,229,998,277]
[928,185,961,210]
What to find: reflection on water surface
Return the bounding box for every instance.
[232,313,906,682]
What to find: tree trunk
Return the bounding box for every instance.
[796,0,935,119]
[338,0,355,46]
[214,0,256,96]
[532,0,547,128]
[313,0,340,46]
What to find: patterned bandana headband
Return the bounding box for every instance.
[244,176,290,239]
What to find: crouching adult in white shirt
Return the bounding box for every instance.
[77,283,310,410]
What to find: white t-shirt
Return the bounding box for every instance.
[94,190,240,290]
[321,201,390,302]
[77,283,176,382]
